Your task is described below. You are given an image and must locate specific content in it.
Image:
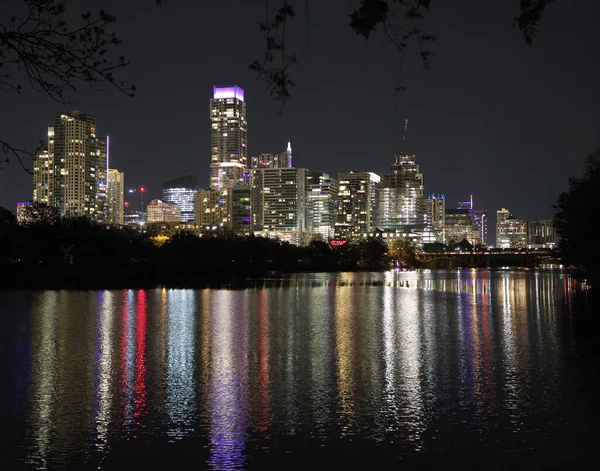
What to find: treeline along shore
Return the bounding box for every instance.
[0,212,392,290]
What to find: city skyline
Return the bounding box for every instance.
[1,1,599,223]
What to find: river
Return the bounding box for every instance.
[0,269,598,469]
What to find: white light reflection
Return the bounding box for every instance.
[94,291,115,455]
[166,289,196,440]
[28,292,59,469]
[207,290,249,470]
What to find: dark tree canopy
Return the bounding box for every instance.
[554,149,600,287]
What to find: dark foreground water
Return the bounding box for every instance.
[1,269,599,470]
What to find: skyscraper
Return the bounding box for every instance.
[306,171,338,241]
[162,175,198,222]
[209,85,247,190]
[426,193,446,242]
[335,171,380,240]
[33,111,108,221]
[378,154,425,232]
[107,169,124,225]
[251,167,308,245]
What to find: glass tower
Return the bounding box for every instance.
[209,85,247,190]
[162,175,198,222]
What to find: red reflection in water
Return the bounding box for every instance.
[133,291,147,436]
[120,290,132,430]
[257,291,271,446]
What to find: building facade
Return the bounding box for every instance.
[335,171,380,240]
[378,154,425,233]
[209,85,247,190]
[32,148,53,205]
[39,111,108,221]
[426,193,446,243]
[496,208,527,248]
[107,169,124,225]
[194,188,227,229]
[306,171,339,241]
[527,220,557,248]
[251,167,308,244]
[162,175,198,222]
[146,199,181,223]
[251,142,292,169]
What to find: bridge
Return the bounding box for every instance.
[415,249,561,269]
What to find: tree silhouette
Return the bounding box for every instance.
[251,0,559,108]
[554,148,600,288]
[1,0,133,171]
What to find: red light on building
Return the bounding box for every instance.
[140,187,145,192]
[330,240,347,247]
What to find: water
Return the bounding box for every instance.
[1,269,598,470]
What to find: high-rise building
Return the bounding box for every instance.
[251,142,292,169]
[146,199,181,223]
[32,147,53,205]
[306,171,338,241]
[33,111,108,222]
[426,193,446,243]
[496,208,527,248]
[251,167,308,244]
[378,154,425,232]
[227,185,253,235]
[444,209,474,245]
[162,175,198,222]
[527,220,557,249]
[107,169,124,225]
[335,171,380,240]
[209,85,247,190]
[194,189,227,229]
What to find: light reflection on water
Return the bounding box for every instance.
[1,269,598,469]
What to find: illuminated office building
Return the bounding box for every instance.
[527,220,557,249]
[306,171,338,241]
[335,171,380,240]
[146,199,181,223]
[194,188,227,229]
[162,175,198,222]
[209,85,247,190]
[251,167,308,244]
[32,148,53,205]
[378,154,425,232]
[251,142,292,169]
[426,193,446,242]
[33,111,108,222]
[107,169,124,225]
[496,208,527,248]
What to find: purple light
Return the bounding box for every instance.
[243,217,251,223]
[213,85,244,102]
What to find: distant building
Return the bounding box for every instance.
[210,85,247,190]
[378,154,425,232]
[194,188,227,229]
[306,171,338,241]
[496,208,527,248]
[426,193,446,243]
[162,175,198,222]
[251,167,308,245]
[444,209,475,245]
[32,149,53,205]
[527,220,557,249]
[107,169,124,225]
[146,199,181,223]
[226,185,252,235]
[33,111,108,221]
[251,142,293,169]
[335,171,380,240]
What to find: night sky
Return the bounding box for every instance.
[1,0,599,227]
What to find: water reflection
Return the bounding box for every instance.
[166,289,196,439]
[13,270,598,469]
[206,290,249,470]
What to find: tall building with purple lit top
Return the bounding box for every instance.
[209,85,247,190]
